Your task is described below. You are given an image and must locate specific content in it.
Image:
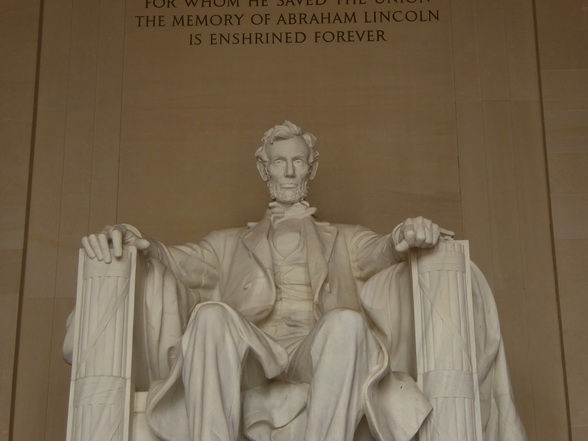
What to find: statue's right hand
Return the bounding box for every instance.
[81,224,150,263]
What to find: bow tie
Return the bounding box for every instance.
[269,201,317,225]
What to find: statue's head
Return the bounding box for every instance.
[255,121,319,204]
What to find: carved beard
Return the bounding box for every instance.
[267,179,309,204]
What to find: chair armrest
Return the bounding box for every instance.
[410,240,483,441]
[66,246,145,441]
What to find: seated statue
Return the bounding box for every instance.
[67,121,526,441]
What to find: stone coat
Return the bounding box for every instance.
[142,212,432,441]
[150,212,399,322]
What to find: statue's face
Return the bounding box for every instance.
[264,136,313,204]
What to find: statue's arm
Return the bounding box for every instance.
[148,236,221,291]
[350,217,452,280]
[349,226,399,281]
[81,223,221,290]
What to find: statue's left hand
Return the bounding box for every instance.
[393,216,454,253]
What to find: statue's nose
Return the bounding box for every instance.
[285,161,296,177]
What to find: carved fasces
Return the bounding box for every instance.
[66,247,142,441]
[410,240,484,441]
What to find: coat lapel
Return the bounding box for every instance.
[240,214,274,278]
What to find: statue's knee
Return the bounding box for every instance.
[187,302,232,336]
[321,309,368,343]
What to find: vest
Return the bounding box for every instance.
[260,224,316,355]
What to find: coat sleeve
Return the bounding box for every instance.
[348,225,405,281]
[145,232,222,292]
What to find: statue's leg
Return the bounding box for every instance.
[181,302,288,441]
[287,309,380,441]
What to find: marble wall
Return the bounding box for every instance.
[2,0,586,440]
[0,1,40,439]
[536,1,588,439]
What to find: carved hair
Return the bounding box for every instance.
[255,120,319,165]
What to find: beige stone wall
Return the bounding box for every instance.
[5,0,585,440]
[0,1,40,440]
[535,1,588,440]
[9,1,128,439]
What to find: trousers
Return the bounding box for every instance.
[180,302,381,441]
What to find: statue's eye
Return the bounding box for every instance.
[294,159,304,165]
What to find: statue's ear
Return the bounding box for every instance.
[257,162,269,181]
[309,160,319,180]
